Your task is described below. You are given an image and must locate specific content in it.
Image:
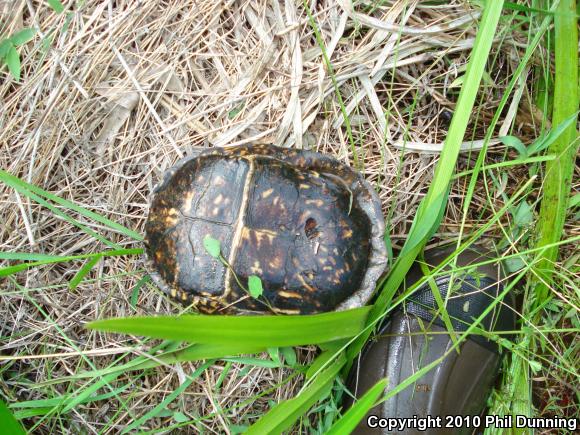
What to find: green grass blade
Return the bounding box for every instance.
[534,0,578,300]
[0,252,65,261]
[0,169,143,241]
[507,0,579,423]
[0,399,26,434]
[68,255,101,290]
[345,0,506,365]
[6,183,121,248]
[326,378,387,435]
[245,353,346,435]
[87,307,371,347]
[0,248,142,278]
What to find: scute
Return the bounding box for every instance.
[231,157,371,313]
[145,155,249,298]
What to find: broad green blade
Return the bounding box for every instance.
[87,307,371,347]
[0,399,26,435]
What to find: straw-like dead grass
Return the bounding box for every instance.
[1,0,576,433]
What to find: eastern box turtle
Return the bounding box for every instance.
[145,144,387,314]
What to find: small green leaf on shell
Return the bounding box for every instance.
[203,235,221,258]
[248,275,263,298]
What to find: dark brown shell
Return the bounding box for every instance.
[145,144,387,314]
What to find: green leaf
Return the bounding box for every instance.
[568,193,580,209]
[87,306,371,347]
[5,45,21,81]
[228,104,244,119]
[245,353,346,434]
[326,378,388,435]
[231,424,249,434]
[10,28,36,46]
[69,255,101,290]
[528,360,542,374]
[281,346,297,367]
[47,0,65,13]
[0,40,12,57]
[504,256,526,273]
[248,275,263,298]
[0,399,26,435]
[527,111,579,156]
[130,275,150,308]
[267,347,281,366]
[500,135,528,157]
[512,201,534,227]
[173,411,189,423]
[203,235,221,258]
[448,74,465,88]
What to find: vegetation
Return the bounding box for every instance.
[1,0,577,433]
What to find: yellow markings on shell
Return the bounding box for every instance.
[305,199,324,207]
[161,207,179,225]
[250,261,263,274]
[249,228,277,247]
[213,193,224,205]
[212,206,220,216]
[323,266,333,271]
[342,228,353,238]
[273,197,279,205]
[273,308,302,315]
[297,274,316,292]
[170,288,177,298]
[182,191,195,214]
[261,188,274,199]
[214,175,225,186]
[279,291,301,299]
[299,183,310,190]
[268,257,282,269]
[181,291,188,301]
[165,216,178,226]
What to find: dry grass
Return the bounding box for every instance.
[0,0,575,433]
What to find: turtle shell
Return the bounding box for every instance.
[145,144,387,314]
